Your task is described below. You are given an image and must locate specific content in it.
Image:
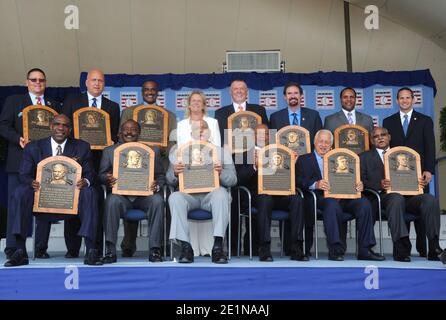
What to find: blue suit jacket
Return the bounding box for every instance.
[295,152,322,190]
[270,107,322,144]
[19,137,96,187]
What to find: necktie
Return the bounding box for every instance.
[292,113,298,125]
[347,112,353,124]
[381,150,386,163]
[92,97,97,108]
[402,114,409,136]
[237,104,243,112]
[36,96,42,105]
[56,145,62,156]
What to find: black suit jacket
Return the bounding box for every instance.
[0,94,61,173]
[270,107,322,145]
[20,137,96,187]
[295,152,322,191]
[360,148,384,192]
[214,103,269,145]
[233,148,258,196]
[62,93,120,143]
[382,111,435,174]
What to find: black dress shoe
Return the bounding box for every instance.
[178,241,194,263]
[358,250,386,261]
[4,249,29,267]
[290,242,309,261]
[84,249,103,266]
[36,249,50,259]
[102,252,117,264]
[428,252,441,261]
[258,245,273,262]
[149,248,163,263]
[121,249,134,258]
[65,250,79,258]
[441,251,446,265]
[328,252,344,261]
[393,255,411,262]
[211,247,228,264]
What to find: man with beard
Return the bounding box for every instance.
[99,120,165,263]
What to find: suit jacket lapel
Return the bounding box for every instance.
[82,93,89,108]
[310,152,322,180]
[406,110,418,139]
[42,138,53,159]
[63,138,75,157]
[393,113,406,141]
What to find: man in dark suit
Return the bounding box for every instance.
[4,115,103,267]
[235,124,307,261]
[296,129,384,261]
[214,79,268,253]
[100,119,165,263]
[215,79,268,146]
[324,87,374,137]
[383,87,435,256]
[118,80,176,257]
[361,127,443,261]
[61,69,120,257]
[0,68,61,259]
[270,81,323,255]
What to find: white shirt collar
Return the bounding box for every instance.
[376,147,390,162]
[29,92,44,105]
[233,101,247,112]
[400,109,413,122]
[87,92,102,108]
[51,137,67,156]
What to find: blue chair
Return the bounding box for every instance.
[234,186,303,260]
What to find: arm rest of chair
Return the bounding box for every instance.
[101,184,107,199]
[296,187,304,199]
[233,185,252,204]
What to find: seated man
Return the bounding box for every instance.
[296,129,384,261]
[100,120,166,263]
[167,120,237,264]
[360,127,443,261]
[4,115,102,266]
[236,124,307,262]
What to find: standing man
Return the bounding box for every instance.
[119,80,177,257]
[0,68,61,259]
[270,81,323,255]
[61,69,120,257]
[360,127,443,261]
[324,87,374,137]
[100,120,165,263]
[383,87,437,256]
[296,129,384,261]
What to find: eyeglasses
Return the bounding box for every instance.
[372,133,388,139]
[28,78,46,83]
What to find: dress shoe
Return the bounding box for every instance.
[258,245,273,262]
[393,255,411,262]
[358,250,385,261]
[5,248,15,260]
[178,241,194,263]
[4,249,29,267]
[393,238,411,262]
[36,249,50,259]
[149,248,163,263]
[211,247,228,264]
[328,252,344,261]
[441,250,446,265]
[65,250,79,258]
[84,249,103,266]
[427,240,443,261]
[121,249,134,258]
[102,252,117,264]
[290,242,309,261]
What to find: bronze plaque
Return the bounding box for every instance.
[276,125,311,157]
[178,141,220,194]
[133,105,168,147]
[33,156,82,215]
[384,146,423,195]
[258,144,296,196]
[23,105,58,144]
[334,124,369,154]
[112,142,155,196]
[324,148,360,199]
[73,107,113,150]
[227,111,262,153]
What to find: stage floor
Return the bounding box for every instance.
[1,252,445,300]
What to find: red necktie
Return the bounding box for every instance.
[36,96,42,105]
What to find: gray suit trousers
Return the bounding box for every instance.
[168,187,230,243]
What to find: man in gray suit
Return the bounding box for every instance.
[167,120,237,264]
[324,87,374,137]
[99,119,165,263]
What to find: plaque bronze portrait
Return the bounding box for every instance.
[258,144,296,196]
[73,107,112,150]
[227,111,262,153]
[384,146,423,195]
[334,124,369,154]
[23,105,58,144]
[133,105,168,147]
[178,141,219,194]
[33,156,82,215]
[276,125,311,156]
[323,148,360,199]
[112,142,155,196]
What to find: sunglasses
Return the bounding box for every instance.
[28,78,46,83]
